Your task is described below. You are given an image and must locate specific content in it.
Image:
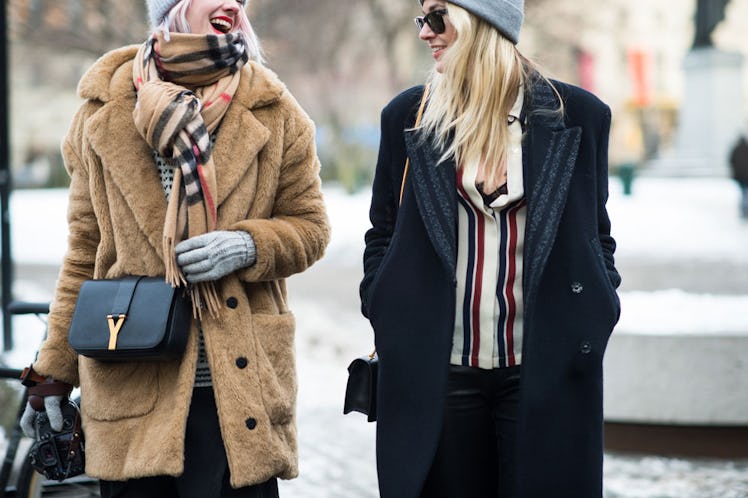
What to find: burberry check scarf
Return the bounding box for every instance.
[132,32,248,318]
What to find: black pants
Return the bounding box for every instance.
[421,365,521,498]
[100,388,279,498]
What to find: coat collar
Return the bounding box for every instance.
[80,46,284,257]
[402,78,581,290]
[403,129,458,279]
[521,79,582,308]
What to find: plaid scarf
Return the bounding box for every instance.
[132,32,248,318]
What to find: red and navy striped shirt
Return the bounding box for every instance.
[452,89,526,369]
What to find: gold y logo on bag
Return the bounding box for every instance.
[107,314,126,350]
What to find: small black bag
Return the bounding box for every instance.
[68,276,190,361]
[28,399,85,481]
[343,352,378,422]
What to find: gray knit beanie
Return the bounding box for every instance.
[419,0,524,44]
[146,0,181,28]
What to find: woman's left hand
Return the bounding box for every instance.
[175,230,256,283]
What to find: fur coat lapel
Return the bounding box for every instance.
[79,45,283,257]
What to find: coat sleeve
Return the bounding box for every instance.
[33,102,102,386]
[231,95,330,282]
[359,87,424,318]
[360,105,400,319]
[595,105,621,290]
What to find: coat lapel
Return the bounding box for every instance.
[403,129,457,280]
[522,83,582,309]
[212,62,279,209]
[212,105,270,209]
[87,98,169,259]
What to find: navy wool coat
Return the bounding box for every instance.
[360,78,621,498]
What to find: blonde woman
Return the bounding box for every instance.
[20,0,329,496]
[360,1,620,497]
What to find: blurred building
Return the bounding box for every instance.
[521,0,748,168]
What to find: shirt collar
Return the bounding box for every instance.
[508,85,524,124]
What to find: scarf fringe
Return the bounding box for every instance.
[163,235,221,320]
[164,237,186,286]
[192,282,221,318]
[190,282,221,320]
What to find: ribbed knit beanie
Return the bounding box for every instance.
[419,0,524,44]
[146,0,181,28]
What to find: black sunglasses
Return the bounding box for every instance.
[414,9,449,35]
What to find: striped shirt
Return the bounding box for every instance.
[452,88,526,370]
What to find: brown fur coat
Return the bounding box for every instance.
[32,45,329,487]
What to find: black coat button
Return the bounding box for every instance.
[580,340,592,354]
[226,297,238,309]
[236,357,248,369]
[245,418,257,430]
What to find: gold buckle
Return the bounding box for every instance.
[106,314,126,350]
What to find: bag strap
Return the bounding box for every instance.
[67,402,84,468]
[111,276,142,316]
[398,83,431,206]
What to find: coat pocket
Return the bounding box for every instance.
[251,313,296,425]
[79,357,158,421]
[588,236,621,323]
[366,232,400,323]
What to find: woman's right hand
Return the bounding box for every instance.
[19,365,74,438]
[20,395,66,438]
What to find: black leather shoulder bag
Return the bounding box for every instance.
[68,276,190,361]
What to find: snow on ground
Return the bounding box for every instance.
[618,290,748,335]
[606,177,748,263]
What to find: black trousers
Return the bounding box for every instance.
[100,387,279,498]
[420,365,521,498]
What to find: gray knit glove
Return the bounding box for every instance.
[20,395,65,438]
[175,230,256,283]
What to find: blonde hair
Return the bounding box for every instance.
[419,3,529,190]
[156,0,265,63]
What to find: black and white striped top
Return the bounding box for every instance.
[154,148,212,388]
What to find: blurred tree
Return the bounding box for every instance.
[15,0,612,191]
[7,1,149,186]
[361,0,419,91]
[252,0,422,191]
[10,0,147,53]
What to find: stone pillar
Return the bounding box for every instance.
[648,48,745,177]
